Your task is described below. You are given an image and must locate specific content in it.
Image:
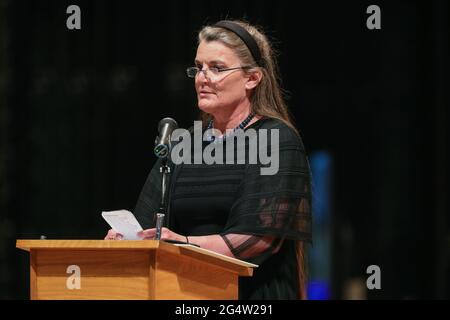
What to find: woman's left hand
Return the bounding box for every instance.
[137,227,186,242]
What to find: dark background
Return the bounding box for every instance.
[0,0,448,299]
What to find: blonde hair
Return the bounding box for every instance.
[198,20,298,135]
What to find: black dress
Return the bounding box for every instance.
[134,117,312,299]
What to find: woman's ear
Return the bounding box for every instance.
[245,69,263,90]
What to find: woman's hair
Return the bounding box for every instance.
[198,20,298,135]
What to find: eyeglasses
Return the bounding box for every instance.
[186,66,251,79]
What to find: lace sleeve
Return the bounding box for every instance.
[220,124,312,264]
[221,233,284,265]
[133,158,163,229]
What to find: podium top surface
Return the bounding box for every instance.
[16,239,256,276]
[17,239,161,251]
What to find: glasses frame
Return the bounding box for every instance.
[186,66,252,79]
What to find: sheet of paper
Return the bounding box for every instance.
[102,210,143,240]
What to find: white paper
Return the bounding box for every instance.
[102,210,143,240]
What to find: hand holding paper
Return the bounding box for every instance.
[102,210,143,240]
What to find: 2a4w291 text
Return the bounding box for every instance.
[218,304,272,315]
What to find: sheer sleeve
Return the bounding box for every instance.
[220,122,312,264]
[133,158,163,229]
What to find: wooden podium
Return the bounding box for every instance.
[16,240,256,300]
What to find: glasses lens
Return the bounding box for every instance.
[209,67,219,76]
[186,67,198,78]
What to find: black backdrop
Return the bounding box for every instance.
[0,0,448,299]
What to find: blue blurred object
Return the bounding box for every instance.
[308,281,331,300]
[307,151,333,300]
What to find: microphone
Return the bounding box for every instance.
[154,117,178,159]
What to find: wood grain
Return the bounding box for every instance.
[17,240,255,276]
[154,250,238,300]
[16,240,255,300]
[35,250,152,299]
[30,250,37,300]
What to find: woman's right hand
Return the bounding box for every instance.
[104,229,123,240]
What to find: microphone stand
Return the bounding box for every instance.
[155,158,170,240]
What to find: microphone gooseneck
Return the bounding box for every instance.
[153,117,178,240]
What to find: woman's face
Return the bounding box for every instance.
[194,40,250,115]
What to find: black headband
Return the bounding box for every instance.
[213,21,263,67]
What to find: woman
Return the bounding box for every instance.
[105,20,312,300]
